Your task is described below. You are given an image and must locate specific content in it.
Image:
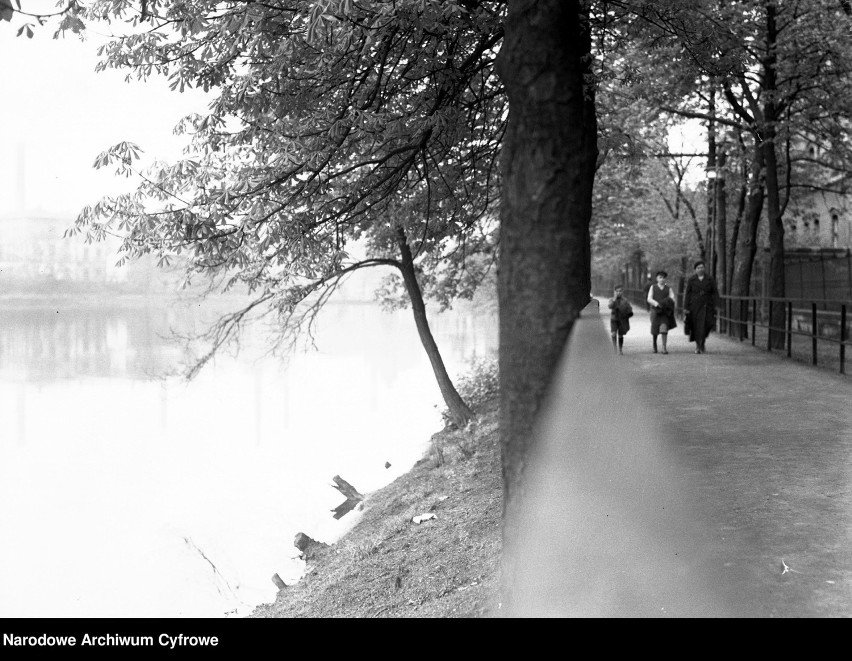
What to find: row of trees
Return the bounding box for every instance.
[6,0,852,609]
[591,0,852,346]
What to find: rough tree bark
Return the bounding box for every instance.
[727,158,748,292]
[716,151,728,298]
[706,85,717,279]
[762,2,786,349]
[496,0,597,610]
[395,227,474,427]
[730,145,765,336]
[716,151,728,331]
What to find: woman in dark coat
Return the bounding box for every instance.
[683,260,719,354]
[646,270,677,354]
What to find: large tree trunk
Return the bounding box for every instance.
[395,228,474,427]
[706,85,717,279]
[496,0,597,611]
[763,133,786,348]
[762,2,786,349]
[730,145,765,337]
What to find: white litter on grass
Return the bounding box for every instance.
[412,513,436,524]
[781,559,801,575]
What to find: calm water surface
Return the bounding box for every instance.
[0,296,497,617]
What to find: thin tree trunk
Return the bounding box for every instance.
[691,209,707,262]
[764,133,786,348]
[395,228,474,427]
[763,2,786,349]
[716,152,728,295]
[716,151,728,332]
[496,0,597,612]
[727,135,749,290]
[728,175,748,292]
[731,145,765,337]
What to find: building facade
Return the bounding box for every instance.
[786,189,852,250]
[0,214,126,286]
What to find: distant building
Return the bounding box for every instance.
[784,136,852,251]
[777,138,852,300]
[786,189,852,250]
[0,213,126,286]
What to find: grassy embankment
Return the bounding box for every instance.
[251,360,502,618]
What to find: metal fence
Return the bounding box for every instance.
[717,295,850,374]
[785,250,852,302]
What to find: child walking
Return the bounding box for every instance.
[608,285,633,355]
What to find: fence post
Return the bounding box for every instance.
[752,298,757,346]
[726,298,731,336]
[737,299,742,341]
[812,302,818,366]
[841,305,847,375]
[767,300,773,352]
[787,301,792,358]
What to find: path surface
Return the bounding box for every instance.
[612,303,852,617]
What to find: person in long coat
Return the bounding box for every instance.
[683,260,719,354]
[646,270,677,354]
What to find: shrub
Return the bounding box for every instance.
[442,357,499,425]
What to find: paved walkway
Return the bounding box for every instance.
[612,304,852,617]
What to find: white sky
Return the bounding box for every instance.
[0,6,709,220]
[0,14,210,218]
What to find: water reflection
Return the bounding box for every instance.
[0,298,496,384]
[0,303,184,381]
[0,295,498,617]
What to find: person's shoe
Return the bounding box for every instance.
[695,349,701,354]
[653,348,658,353]
[619,350,624,355]
[662,350,668,355]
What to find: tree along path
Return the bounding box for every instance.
[610,302,852,617]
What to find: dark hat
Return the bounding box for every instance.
[655,270,668,278]
[693,260,705,269]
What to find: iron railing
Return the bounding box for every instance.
[716,295,850,374]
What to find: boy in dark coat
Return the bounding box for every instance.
[608,284,633,355]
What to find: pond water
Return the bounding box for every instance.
[0,294,498,617]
